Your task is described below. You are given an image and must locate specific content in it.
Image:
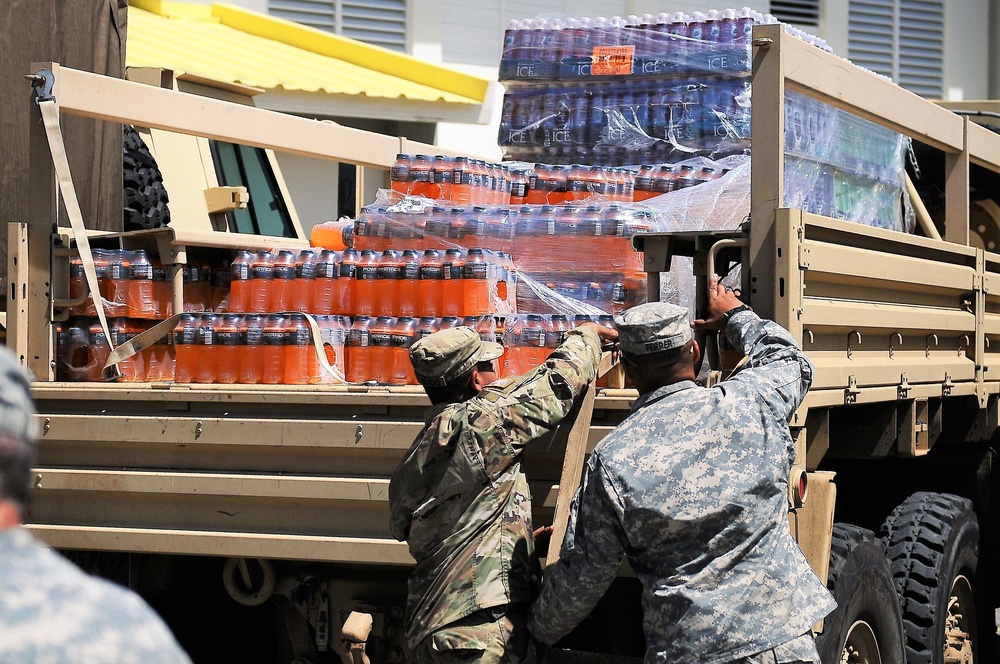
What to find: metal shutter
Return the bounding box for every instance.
[269,0,406,52]
[771,1,820,26]
[848,0,943,97]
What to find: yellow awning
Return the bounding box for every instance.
[127,1,489,110]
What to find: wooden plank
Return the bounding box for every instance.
[547,384,596,567]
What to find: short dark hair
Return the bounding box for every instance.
[0,434,33,519]
[422,366,477,405]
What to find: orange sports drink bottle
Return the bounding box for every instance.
[110,318,143,382]
[376,249,402,317]
[86,321,112,382]
[284,313,318,385]
[293,250,317,313]
[337,248,359,315]
[463,248,490,316]
[215,313,242,384]
[172,314,198,383]
[353,249,380,316]
[127,249,155,318]
[238,314,266,384]
[390,153,412,198]
[261,313,287,385]
[409,154,433,198]
[397,249,420,317]
[390,316,417,385]
[369,315,396,383]
[194,313,219,383]
[345,315,373,383]
[312,249,339,315]
[228,251,253,313]
[441,248,466,317]
[451,157,472,205]
[249,251,274,314]
[268,249,297,313]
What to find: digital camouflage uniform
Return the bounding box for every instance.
[528,308,836,663]
[0,527,192,663]
[389,326,603,663]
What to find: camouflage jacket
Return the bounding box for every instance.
[389,326,602,650]
[528,311,836,663]
[0,526,192,663]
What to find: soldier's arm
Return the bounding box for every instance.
[723,309,814,423]
[491,326,604,450]
[527,456,626,644]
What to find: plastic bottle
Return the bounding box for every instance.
[310,219,353,251]
[126,249,154,318]
[432,156,453,201]
[409,154,433,198]
[143,321,170,382]
[345,315,373,383]
[110,318,143,382]
[462,248,489,316]
[261,313,287,385]
[438,316,461,332]
[183,262,211,313]
[441,248,466,317]
[284,312,318,385]
[293,250,317,313]
[227,251,253,313]
[415,316,439,342]
[654,164,679,194]
[152,260,171,318]
[397,249,420,317]
[55,322,87,381]
[249,250,275,314]
[238,314,266,384]
[338,248,359,315]
[211,258,232,312]
[215,313,242,384]
[269,249,297,313]
[417,249,443,317]
[317,315,348,382]
[368,315,395,384]
[353,249,380,316]
[376,249,402,317]
[194,313,220,384]
[104,251,129,316]
[389,316,418,385]
[172,314,198,383]
[313,249,339,315]
[510,168,529,206]
[390,153,412,197]
[87,320,112,382]
[451,157,472,205]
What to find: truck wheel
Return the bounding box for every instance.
[881,492,980,664]
[816,523,906,664]
[123,124,170,231]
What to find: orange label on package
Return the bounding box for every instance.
[591,45,635,75]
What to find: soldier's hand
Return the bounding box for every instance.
[692,274,745,332]
[578,322,619,345]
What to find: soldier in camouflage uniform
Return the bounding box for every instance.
[389,323,618,663]
[528,277,836,663]
[0,347,192,662]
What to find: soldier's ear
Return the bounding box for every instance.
[691,340,703,374]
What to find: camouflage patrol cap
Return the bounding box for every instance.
[0,347,37,445]
[409,327,504,387]
[613,302,693,356]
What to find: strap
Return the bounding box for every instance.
[35,92,119,378]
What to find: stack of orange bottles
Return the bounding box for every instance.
[249,251,274,314]
[238,314,266,384]
[451,157,472,205]
[269,250,297,312]
[390,316,418,385]
[390,154,411,197]
[194,313,219,383]
[409,155,433,197]
[338,248,359,315]
[110,318,143,382]
[441,249,466,317]
[431,156,453,200]
[172,314,198,382]
[346,315,373,383]
[261,314,287,385]
[398,249,420,317]
[417,249,443,316]
[354,249,380,316]
[152,260,172,318]
[228,251,253,313]
[293,250,317,313]
[376,250,402,317]
[312,250,338,315]
[215,313,242,384]
[285,313,318,385]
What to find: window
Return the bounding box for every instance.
[770,1,820,27]
[211,141,296,238]
[848,0,943,98]
[269,0,406,51]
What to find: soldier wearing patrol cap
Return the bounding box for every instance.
[528,277,837,664]
[389,321,617,664]
[0,347,191,662]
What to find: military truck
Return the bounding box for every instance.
[8,24,1000,664]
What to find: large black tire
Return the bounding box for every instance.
[816,523,906,664]
[123,124,170,230]
[881,492,980,664]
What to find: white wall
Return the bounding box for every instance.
[944,0,992,100]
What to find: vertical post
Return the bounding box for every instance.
[749,24,785,321]
[773,209,804,343]
[25,62,59,379]
[6,223,30,366]
[944,118,970,245]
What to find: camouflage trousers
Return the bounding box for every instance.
[411,605,536,664]
[731,632,821,664]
